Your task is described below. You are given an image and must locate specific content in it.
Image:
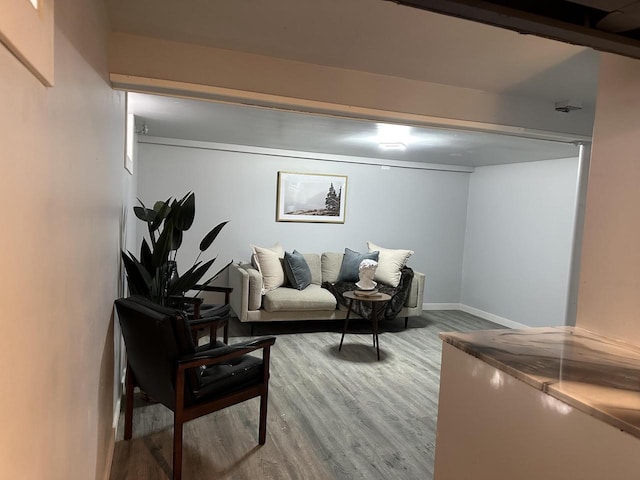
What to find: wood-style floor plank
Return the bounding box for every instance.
[109,310,503,480]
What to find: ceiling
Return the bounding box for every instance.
[110,0,600,167]
[128,93,580,167]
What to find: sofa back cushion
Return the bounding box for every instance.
[302,253,322,285]
[321,252,344,283]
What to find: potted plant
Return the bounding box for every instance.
[121,192,230,305]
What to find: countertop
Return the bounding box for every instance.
[440,326,640,439]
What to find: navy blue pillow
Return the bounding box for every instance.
[283,250,312,290]
[337,248,379,283]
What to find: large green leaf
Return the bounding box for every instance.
[193,260,233,292]
[199,221,228,251]
[168,259,214,295]
[174,192,195,231]
[133,206,157,224]
[150,199,172,232]
[151,224,174,268]
[140,238,153,274]
[171,228,183,251]
[121,251,152,297]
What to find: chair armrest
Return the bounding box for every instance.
[178,336,276,369]
[194,284,233,294]
[188,315,227,329]
[168,295,204,306]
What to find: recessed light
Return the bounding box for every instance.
[379,142,407,151]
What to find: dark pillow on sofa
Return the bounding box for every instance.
[283,250,312,290]
[336,248,379,283]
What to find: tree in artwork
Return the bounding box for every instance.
[325,183,341,215]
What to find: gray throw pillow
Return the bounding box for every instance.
[336,248,379,283]
[283,250,312,290]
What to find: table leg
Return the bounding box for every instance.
[372,302,380,360]
[339,299,353,351]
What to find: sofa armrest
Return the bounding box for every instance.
[229,263,263,322]
[405,271,425,309]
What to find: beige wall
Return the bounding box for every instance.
[0,0,127,479]
[576,53,640,345]
[109,32,594,138]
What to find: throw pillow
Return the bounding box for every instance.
[283,250,312,290]
[336,248,379,283]
[367,241,414,287]
[251,242,286,294]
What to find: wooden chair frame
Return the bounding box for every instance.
[124,336,275,480]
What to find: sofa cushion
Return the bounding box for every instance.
[303,253,322,285]
[263,284,337,312]
[283,250,312,290]
[337,248,379,282]
[251,242,285,294]
[321,252,343,283]
[367,241,414,287]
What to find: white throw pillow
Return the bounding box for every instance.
[251,243,285,294]
[367,241,414,287]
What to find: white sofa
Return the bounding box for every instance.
[229,252,425,324]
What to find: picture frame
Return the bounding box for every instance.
[276,172,347,223]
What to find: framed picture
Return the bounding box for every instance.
[276,172,347,223]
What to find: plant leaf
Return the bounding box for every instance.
[171,228,183,251]
[191,260,233,294]
[151,223,173,268]
[121,251,151,297]
[140,238,153,273]
[174,192,195,231]
[199,221,228,252]
[168,259,211,295]
[150,199,171,232]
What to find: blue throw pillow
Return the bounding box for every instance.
[283,250,312,290]
[337,248,379,283]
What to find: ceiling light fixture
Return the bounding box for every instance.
[379,142,407,151]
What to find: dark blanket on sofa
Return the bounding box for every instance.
[322,267,414,321]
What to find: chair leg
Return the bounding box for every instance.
[404,316,409,329]
[258,391,268,445]
[223,319,229,344]
[173,416,184,480]
[124,364,135,440]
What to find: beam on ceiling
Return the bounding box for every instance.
[390,0,640,59]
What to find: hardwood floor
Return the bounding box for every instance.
[109,310,503,480]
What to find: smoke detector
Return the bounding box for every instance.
[555,100,582,113]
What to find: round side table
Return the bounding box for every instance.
[339,290,391,361]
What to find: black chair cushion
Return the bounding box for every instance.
[194,354,263,401]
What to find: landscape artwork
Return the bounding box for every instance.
[276,172,347,223]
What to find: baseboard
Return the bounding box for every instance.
[101,396,121,480]
[459,304,527,329]
[422,302,461,310]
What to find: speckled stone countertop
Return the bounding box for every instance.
[440,326,640,439]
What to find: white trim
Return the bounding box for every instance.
[423,302,462,310]
[139,136,475,173]
[459,304,527,329]
[110,74,592,144]
[102,395,121,480]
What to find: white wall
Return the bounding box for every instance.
[136,139,471,303]
[0,1,127,479]
[461,157,580,327]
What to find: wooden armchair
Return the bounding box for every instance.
[168,284,233,344]
[115,296,276,480]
